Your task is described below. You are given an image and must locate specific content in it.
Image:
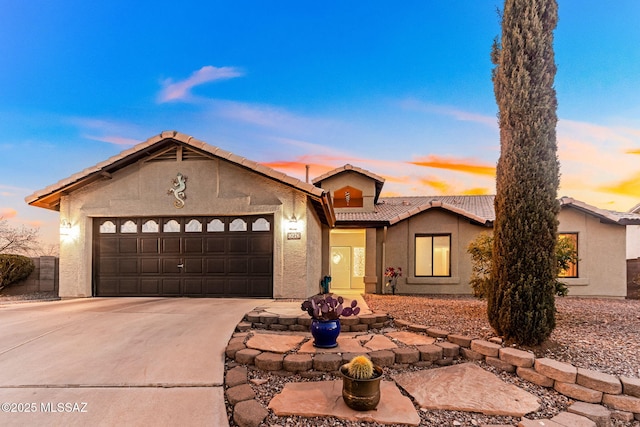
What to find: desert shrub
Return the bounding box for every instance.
[0,254,35,291]
[467,232,576,299]
[467,232,493,298]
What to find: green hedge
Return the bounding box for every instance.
[0,254,35,291]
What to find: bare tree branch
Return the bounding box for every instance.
[0,218,41,255]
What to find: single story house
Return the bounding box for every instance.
[26,131,640,299]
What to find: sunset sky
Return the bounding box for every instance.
[1,1,639,247]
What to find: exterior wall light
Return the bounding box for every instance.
[288,215,299,231]
[60,219,72,236]
[287,215,301,240]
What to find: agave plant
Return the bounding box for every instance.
[301,294,360,321]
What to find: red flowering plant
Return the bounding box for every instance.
[384,266,402,295]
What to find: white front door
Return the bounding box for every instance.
[330,246,352,289]
[329,228,366,291]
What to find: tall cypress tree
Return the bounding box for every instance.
[489,0,560,346]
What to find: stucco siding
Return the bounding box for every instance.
[558,208,627,297]
[304,200,324,297]
[627,225,640,259]
[58,156,321,298]
[364,228,378,294]
[59,195,94,298]
[274,192,323,299]
[381,209,487,295]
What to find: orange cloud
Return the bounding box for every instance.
[379,190,403,197]
[626,149,640,155]
[381,175,412,184]
[0,208,18,219]
[410,155,496,177]
[261,152,392,181]
[419,178,451,193]
[260,160,335,178]
[598,172,640,197]
[461,188,491,195]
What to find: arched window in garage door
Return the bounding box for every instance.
[185,219,203,232]
[142,220,159,233]
[163,219,180,232]
[229,218,247,231]
[207,219,225,232]
[252,218,270,231]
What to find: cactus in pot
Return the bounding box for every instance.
[341,355,382,411]
[300,294,360,321]
[301,294,360,348]
[346,355,374,379]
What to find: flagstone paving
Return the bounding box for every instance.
[268,380,421,426]
[361,334,398,351]
[385,330,436,345]
[393,363,541,417]
[245,332,306,353]
[298,335,369,354]
[247,330,431,354]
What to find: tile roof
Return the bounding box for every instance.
[560,197,640,225]
[312,163,385,185]
[336,195,640,226]
[336,195,495,226]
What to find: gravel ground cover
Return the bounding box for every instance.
[0,291,59,304]
[229,295,640,427]
[364,294,640,378]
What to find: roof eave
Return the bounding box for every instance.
[26,169,118,210]
[385,201,493,226]
[559,197,623,225]
[334,220,390,228]
[315,192,336,227]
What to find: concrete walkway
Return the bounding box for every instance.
[0,297,261,427]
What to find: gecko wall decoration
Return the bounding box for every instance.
[167,173,187,208]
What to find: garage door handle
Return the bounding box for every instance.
[177,264,184,268]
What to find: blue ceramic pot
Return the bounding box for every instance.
[310,319,341,348]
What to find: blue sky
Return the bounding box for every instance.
[1,1,639,247]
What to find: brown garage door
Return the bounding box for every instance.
[93,216,273,297]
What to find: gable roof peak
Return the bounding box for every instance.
[311,163,385,185]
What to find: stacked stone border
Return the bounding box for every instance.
[225,311,640,427]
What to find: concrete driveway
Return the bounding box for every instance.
[0,297,262,426]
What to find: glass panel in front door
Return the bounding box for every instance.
[330,247,351,289]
